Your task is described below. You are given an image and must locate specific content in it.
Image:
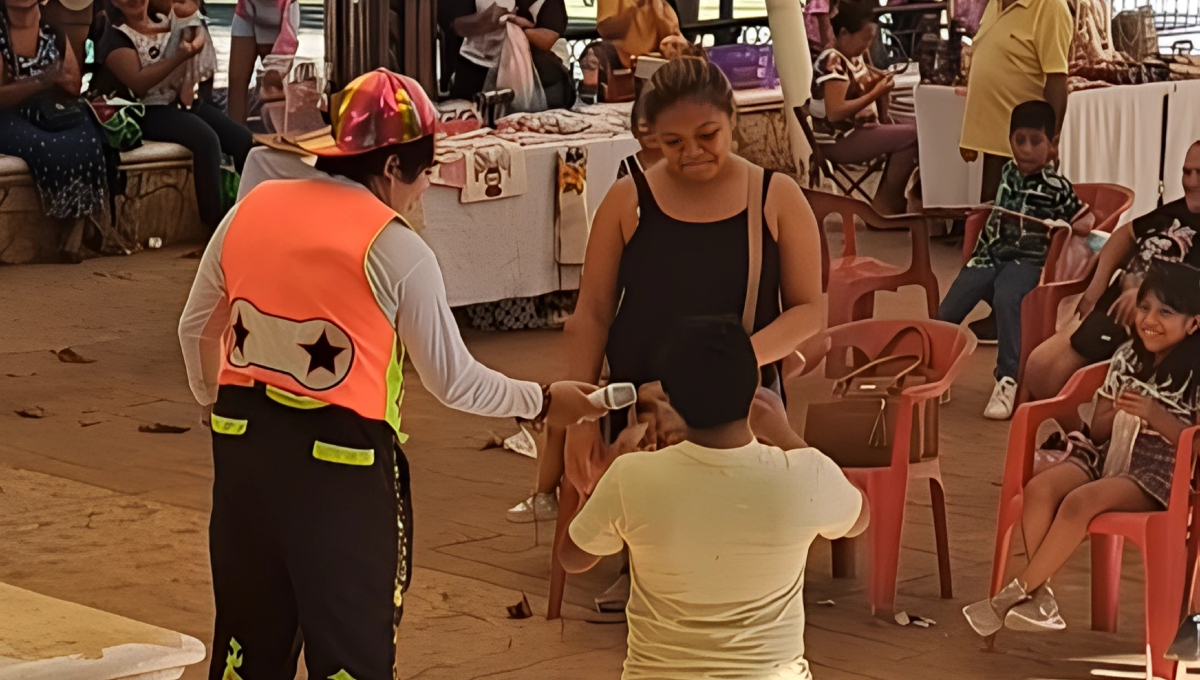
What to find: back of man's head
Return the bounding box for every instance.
[657,317,758,430]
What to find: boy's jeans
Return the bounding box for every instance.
[938,260,1042,380]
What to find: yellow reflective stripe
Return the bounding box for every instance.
[266,385,328,410]
[312,441,374,466]
[384,338,406,436]
[329,671,356,680]
[210,414,248,436]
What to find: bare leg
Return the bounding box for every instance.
[1025,331,1089,401]
[1019,476,1158,591]
[1020,463,1090,559]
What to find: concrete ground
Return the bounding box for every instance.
[0,224,1194,680]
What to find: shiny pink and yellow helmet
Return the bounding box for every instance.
[305,69,438,157]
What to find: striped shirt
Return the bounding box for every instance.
[968,160,1083,268]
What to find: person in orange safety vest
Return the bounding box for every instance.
[178,69,605,680]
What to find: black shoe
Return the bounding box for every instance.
[1166,614,1200,662]
[968,314,998,345]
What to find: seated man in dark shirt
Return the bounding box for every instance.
[1024,139,1200,402]
[446,0,574,110]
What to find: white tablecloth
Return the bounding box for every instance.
[917,81,1200,217]
[420,135,640,307]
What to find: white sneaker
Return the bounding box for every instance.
[984,377,1018,420]
[506,493,558,523]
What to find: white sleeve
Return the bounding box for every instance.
[367,222,544,419]
[178,208,236,406]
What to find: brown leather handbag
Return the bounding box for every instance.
[804,325,939,468]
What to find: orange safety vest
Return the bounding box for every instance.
[218,178,406,434]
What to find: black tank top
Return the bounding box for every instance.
[605,166,783,386]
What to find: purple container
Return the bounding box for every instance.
[707,44,778,90]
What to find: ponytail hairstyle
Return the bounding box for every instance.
[642,57,735,127]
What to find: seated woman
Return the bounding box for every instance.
[964,261,1200,636]
[447,0,573,110]
[1024,141,1200,402]
[93,0,252,231]
[809,1,917,216]
[226,0,300,124]
[0,0,113,261]
[597,0,684,68]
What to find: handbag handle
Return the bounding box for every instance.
[742,163,765,336]
[833,354,922,396]
[877,324,934,367]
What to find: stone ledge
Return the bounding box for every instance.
[0,142,206,265]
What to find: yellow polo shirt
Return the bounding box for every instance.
[598,0,678,66]
[959,0,1073,158]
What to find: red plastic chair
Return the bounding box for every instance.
[816,319,977,615]
[803,189,940,329]
[989,362,1199,680]
[958,184,1134,404]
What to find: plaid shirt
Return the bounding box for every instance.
[968,161,1083,268]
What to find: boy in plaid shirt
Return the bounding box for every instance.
[939,101,1092,420]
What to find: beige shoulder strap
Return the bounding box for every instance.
[742,164,766,335]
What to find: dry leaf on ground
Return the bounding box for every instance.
[16,407,47,419]
[506,594,532,620]
[54,348,96,364]
[138,423,191,434]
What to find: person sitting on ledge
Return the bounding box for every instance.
[559,316,868,680]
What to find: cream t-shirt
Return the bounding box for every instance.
[569,440,863,680]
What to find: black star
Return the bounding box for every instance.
[300,329,345,376]
[231,314,250,355]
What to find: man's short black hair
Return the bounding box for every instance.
[1010,100,1057,139]
[656,316,759,430]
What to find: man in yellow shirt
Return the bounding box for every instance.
[960,0,1073,201]
[597,0,685,67]
[559,318,868,680]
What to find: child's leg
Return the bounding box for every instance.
[937,265,998,325]
[1019,476,1158,591]
[1020,463,1091,559]
[992,261,1043,380]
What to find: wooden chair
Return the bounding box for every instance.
[794,104,889,204]
[804,188,940,328]
[990,362,1199,680]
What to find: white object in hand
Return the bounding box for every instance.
[588,383,638,411]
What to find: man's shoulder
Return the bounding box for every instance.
[1032,0,1072,17]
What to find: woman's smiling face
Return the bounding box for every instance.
[652,99,733,182]
[1136,289,1199,355]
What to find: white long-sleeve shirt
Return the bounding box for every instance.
[178,177,543,420]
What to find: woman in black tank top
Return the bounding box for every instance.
[508,58,825,521]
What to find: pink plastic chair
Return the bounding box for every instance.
[804,189,940,329]
[989,362,1199,680]
[958,184,1134,405]
[816,319,977,615]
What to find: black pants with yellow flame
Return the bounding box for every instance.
[207,384,412,680]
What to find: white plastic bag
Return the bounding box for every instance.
[484,20,547,114]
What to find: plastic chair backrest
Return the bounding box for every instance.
[821,319,977,388]
[960,183,1134,267]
